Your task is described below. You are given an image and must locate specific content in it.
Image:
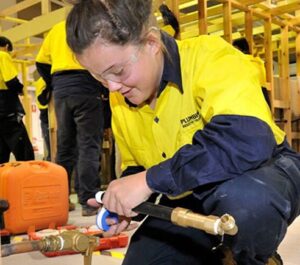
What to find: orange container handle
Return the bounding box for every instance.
[28,160,50,170]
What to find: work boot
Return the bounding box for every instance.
[221,247,236,265]
[69,200,76,211]
[82,205,98,216]
[221,249,283,265]
[267,252,283,265]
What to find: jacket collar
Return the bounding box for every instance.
[158,32,183,97]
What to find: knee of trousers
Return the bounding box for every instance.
[202,177,290,257]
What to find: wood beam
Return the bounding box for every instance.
[290,16,300,26]
[0,0,41,16]
[296,31,300,121]
[245,10,253,54]
[198,0,208,34]
[50,0,66,7]
[223,0,232,43]
[0,16,28,24]
[297,33,300,77]
[208,11,244,25]
[230,0,250,12]
[241,0,266,5]
[264,17,274,111]
[270,1,300,16]
[292,132,300,140]
[280,26,292,143]
[41,0,51,14]
[13,44,42,58]
[1,6,71,43]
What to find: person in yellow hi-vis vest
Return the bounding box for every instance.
[0,36,34,163]
[159,4,179,39]
[34,76,50,161]
[66,1,299,264]
[36,21,107,216]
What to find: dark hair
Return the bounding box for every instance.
[232,38,250,54]
[159,4,179,39]
[66,0,153,55]
[0,36,13,52]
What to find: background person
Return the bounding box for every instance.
[36,21,106,216]
[0,36,34,164]
[159,3,180,39]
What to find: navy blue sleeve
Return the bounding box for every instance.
[146,115,277,196]
[36,62,52,86]
[5,77,23,94]
[121,166,145,177]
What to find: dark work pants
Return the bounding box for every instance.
[54,95,104,205]
[0,115,34,164]
[123,154,300,265]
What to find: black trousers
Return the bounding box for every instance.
[54,95,104,205]
[123,154,300,265]
[0,115,34,163]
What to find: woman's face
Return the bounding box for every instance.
[77,35,163,106]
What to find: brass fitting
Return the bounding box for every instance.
[39,230,99,265]
[171,207,238,236]
[1,231,99,265]
[39,230,98,253]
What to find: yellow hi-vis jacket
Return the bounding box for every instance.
[111,34,286,198]
[0,50,25,117]
[36,21,83,73]
[0,51,18,90]
[245,54,267,88]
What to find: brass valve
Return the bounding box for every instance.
[1,231,99,265]
[39,230,97,252]
[171,207,238,236]
[39,230,99,265]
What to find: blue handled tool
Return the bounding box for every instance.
[95,191,118,231]
[96,207,118,231]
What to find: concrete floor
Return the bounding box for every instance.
[1,195,300,265]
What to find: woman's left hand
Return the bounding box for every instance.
[102,171,153,217]
[103,216,139,237]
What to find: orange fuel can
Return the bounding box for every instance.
[0,161,68,234]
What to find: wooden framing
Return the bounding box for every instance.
[223,0,233,43]
[245,10,253,53]
[0,0,42,17]
[198,0,208,35]
[294,26,300,150]
[280,25,292,142]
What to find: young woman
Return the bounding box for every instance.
[65,1,300,264]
